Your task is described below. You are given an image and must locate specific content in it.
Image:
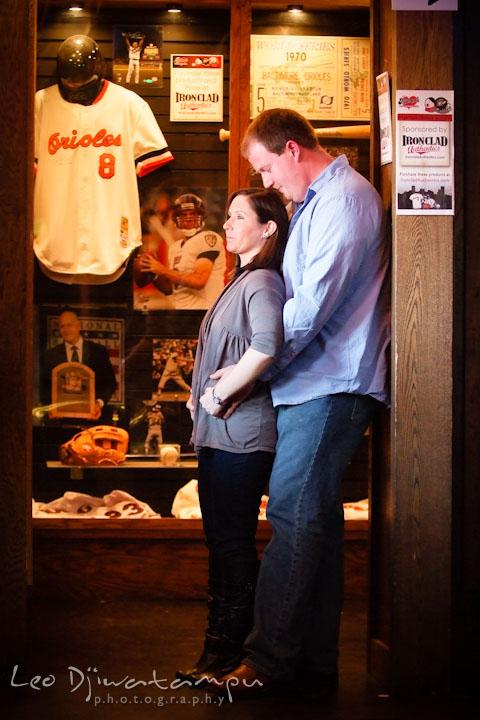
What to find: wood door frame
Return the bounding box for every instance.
[368,0,462,695]
[0,0,36,665]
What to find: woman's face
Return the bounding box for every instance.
[223,194,271,266]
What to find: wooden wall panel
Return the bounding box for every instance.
[452,0,480,692]
[392,9,453,694]
[0,0,36,667]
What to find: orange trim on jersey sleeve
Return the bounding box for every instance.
[92,79,109,104]
[136,151,174,177]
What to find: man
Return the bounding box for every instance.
[208,108,391,698]
[157,351,191,396]
[409,189,424,210]
[144,402,164,455]
[139,193,227,309]
[124,34,145,85]
[40,310,117,421]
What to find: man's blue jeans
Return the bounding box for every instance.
[242,393,377,681]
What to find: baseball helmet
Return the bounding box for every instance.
[57,35,104,85]
[173,193,206,237]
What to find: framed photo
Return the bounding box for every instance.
[45,312,125,405]
[133,185,230,312]
[153,338,197,401]
[113,25,163,90]
[127,337,198,455]
[34,306,126,425]
[250,34,370,121]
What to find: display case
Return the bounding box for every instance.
[32,2,371,601]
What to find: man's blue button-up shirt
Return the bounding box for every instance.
[269,154,391,407]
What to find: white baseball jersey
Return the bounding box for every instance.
[168,229,227,309]
[128,47,141,62]
[34,80,173,284]
[409,192,424,209]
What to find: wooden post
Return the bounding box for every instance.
[0,0,36,666]
[369,1,454,695]
[228,0,252,194]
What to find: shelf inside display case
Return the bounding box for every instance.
[36,433,370,517]
[46,459,198,470]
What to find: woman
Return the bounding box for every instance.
[176,188,289,685]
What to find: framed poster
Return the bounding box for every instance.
[170,54,223,122]
[250,35,370,121]
[133,185,229,312]
[39,309,125,410]
[128,337,198,455]
[396,90,454,215]
[113,25,163,89]
[376,71,393,165]
[153,338,197,402]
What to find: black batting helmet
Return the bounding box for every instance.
[57,35,104,85]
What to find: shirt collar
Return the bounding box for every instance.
[288,154,349,232]
[303,154,349,206]
[65,336,83,350]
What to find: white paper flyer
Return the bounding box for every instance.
[396,90,454,215]
[170,55,223,122]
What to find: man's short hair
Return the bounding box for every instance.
[241,108,318,156]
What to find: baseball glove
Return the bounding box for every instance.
[59,425,129,466]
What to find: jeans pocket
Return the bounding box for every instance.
[350,396,374,431]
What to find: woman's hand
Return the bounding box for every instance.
[199,386,227,418]
[186,393,194,420]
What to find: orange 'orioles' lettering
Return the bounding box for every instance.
[48,129,122,155]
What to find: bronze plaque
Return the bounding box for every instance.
[50,362,96,419]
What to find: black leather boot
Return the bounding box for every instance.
[176,553,228,683]
[191,553,259,684]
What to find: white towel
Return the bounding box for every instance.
[171,480,369,521]
[32,489,160,518]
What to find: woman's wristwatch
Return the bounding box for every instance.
[211,388,226,406]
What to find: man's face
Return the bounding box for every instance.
[177,210,199,228]
[58,313,82,344]
[246,140,303,203]
[176,209,203,237]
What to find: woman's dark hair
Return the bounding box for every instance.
[226,188,289,273]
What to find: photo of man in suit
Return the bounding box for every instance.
[40,310,117,421]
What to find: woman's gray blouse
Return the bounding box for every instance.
[191,267,285,454]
